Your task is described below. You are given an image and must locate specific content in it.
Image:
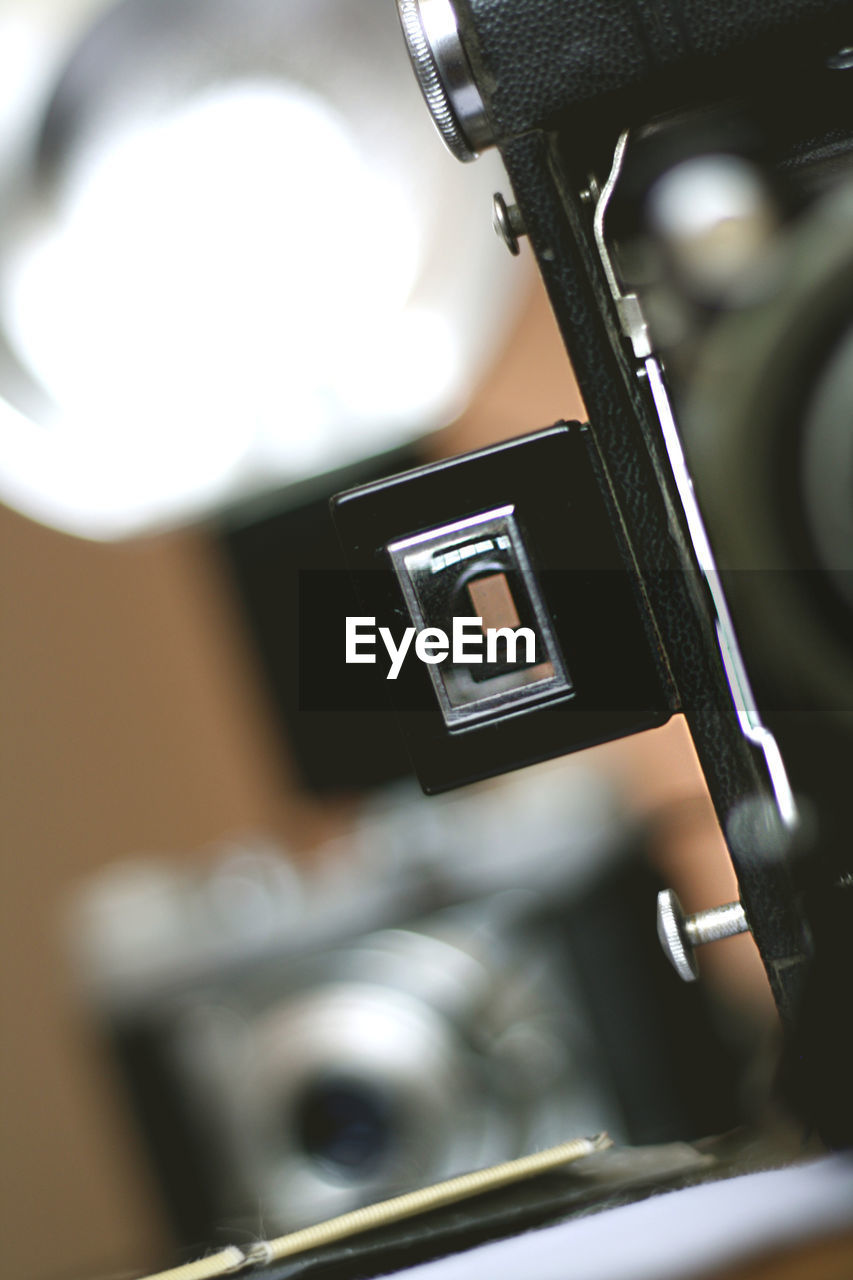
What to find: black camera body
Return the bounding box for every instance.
[330,0,853,1141]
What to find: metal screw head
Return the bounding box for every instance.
[492,193,525,256]
[657,889,700,982]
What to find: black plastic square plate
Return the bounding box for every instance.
[331,424,672,792]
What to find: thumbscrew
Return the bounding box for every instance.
[657,889,750,982]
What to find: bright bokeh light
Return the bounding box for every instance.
[0,79,453,536]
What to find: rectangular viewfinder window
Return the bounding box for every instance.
[388,506,571,728]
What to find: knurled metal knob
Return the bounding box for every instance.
[656,889,750,982]
[396,0,493,162]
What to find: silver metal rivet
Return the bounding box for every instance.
[656,889,750,982]
[492,193,525,256]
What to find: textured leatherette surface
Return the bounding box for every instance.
[454,0,853,141]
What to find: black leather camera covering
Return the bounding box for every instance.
[454,0,853,144]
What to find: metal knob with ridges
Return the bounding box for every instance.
[396,0,493,162]
[657,889,750,982]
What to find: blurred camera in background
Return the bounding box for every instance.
[71,763,748,1247]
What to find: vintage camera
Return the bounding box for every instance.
[58,8,853,1274]
[74,769,746,1249]
[328,0,853,1149]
